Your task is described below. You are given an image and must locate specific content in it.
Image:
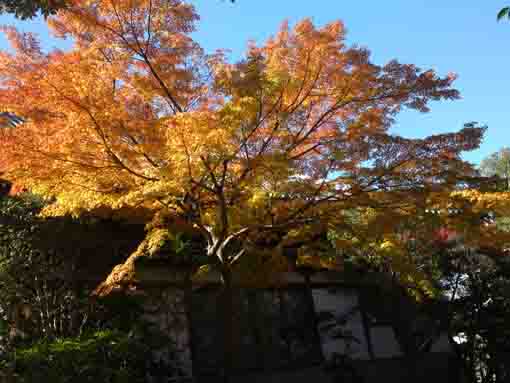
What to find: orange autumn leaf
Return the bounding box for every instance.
[0,1,489,285]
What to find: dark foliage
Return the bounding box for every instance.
[0,0,67,19]
[438,246,510,383]
[0,193,145,343]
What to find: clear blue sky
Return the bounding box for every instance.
[1,0,509,165]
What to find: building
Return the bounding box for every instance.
[95,245,461,383]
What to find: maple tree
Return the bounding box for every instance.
[0,0,507,379]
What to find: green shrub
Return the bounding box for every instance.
[10,327,180,383]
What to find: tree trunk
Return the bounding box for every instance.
[184,269,197,379]
[221,267,235,383]
[303,273,325,363]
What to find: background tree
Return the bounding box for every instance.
[0,0,494,380]
[433,243,510,383]
[381,173,510,383]
[480,147,510,190]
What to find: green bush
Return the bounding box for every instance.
[10,327,180,383]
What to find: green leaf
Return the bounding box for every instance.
[0,318,8,335]
[497,7,510,21]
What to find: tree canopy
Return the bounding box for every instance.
[0,0,503,286]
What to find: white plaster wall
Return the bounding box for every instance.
[312,288,371,360]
